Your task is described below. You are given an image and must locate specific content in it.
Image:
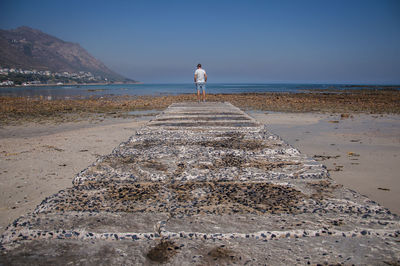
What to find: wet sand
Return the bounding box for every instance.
[0,117,153,234]
[250,111,400,215]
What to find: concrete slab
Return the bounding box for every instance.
[1,102,399,265]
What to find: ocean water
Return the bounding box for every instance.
[0,83,397,99]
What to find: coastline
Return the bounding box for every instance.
[1,89,399,125]
[1,90,399,234]
[2,83,399,89]
[1,81,143,88]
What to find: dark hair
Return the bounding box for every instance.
[197,64,202,68]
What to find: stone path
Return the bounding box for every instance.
[1,102,399,265]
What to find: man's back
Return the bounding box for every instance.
[195,68,206,83]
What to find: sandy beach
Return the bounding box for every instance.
[250,111,400,216]
[0,117,154,234]
[1,91,399,234]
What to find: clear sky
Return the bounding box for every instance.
[1,0,399,84]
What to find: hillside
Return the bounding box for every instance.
[0,26,134,82]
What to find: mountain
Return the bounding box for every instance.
[0,26,134,82]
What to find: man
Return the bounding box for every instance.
[194,63,207,102]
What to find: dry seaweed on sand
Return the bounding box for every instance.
[1,89,400,124]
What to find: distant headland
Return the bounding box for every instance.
[0,26,138,86]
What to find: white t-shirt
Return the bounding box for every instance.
[195,68,206,83]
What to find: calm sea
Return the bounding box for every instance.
[0,83,397,99]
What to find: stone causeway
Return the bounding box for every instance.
[1,102,399,265]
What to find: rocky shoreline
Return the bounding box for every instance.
[1,89,399,125]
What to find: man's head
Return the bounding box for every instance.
[197,64,202,69]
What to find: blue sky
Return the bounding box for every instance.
[1,0,399,84]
